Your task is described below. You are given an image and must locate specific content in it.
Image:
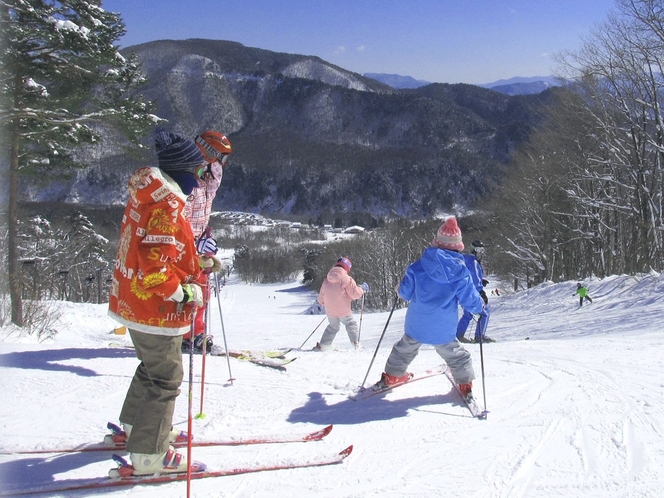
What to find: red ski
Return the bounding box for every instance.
[349,365,446,401]
[443,367,488,419]
[0,446,353,496]
[0,423,333,455]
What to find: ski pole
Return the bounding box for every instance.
[214,272,235,384]
[360,294,398,388]
[186,302,196,497]
[298,315,327,350]
[357,294,365,342]
[477,315,488,418]
[196,277,211,419]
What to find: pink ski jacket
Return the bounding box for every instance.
[318,267,364,318]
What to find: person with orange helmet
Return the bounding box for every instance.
[186,131,232,238]
[182,131,232,353]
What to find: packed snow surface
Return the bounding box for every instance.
[1,271,663,497]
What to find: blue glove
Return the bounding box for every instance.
[196,236,218,256]
[360,282,370,293]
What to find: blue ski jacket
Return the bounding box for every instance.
[398,247,484,345]
[463,253,484,292]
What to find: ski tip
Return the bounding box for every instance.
[304,424,333,441]
[339,445,353,458]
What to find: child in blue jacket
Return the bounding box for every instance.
[376,217,484,398]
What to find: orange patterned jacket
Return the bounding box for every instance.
[108,167,201,335]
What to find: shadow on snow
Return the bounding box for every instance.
[287,390,468,425]
[0,348,136,377]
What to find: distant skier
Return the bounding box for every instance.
[574,283,593,307]
[456,240,494,343]
[313,257,368,351]
[375,216,484,399]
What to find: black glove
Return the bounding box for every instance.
[482,279,490,287]
[479,290,488,305]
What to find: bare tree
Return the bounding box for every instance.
[492,0,664,282]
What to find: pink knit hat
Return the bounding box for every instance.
[432,217,464,251]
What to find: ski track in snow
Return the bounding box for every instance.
[1,271,664,496]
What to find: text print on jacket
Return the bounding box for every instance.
[108,167,201,335]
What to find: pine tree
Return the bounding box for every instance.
[0,1,161,325]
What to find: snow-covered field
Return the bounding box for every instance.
[1,270,663,497]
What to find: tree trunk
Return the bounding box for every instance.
[9,74,23,326]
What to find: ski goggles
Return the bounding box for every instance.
[195,136,230,165]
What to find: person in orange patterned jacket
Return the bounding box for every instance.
[108,131,212,476]
[181,131,232,353]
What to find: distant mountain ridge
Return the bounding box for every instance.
[23,39,558,220]
[480,76,561,96]
[365,73,561,96]
[480,75,560,88]
[363,73,431,89]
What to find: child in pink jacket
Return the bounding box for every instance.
[314,257,369,351]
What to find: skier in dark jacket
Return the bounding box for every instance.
[456,240,493,343]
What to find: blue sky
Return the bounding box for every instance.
[102,0,616,85]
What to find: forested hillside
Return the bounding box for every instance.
[22,39,552,221]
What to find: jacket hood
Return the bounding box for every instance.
[127,167,187,206]
[420,247,468,284]
[326,266,348,283]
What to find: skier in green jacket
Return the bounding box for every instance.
[574,283,593,307]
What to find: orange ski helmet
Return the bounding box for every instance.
[195,131,232,165]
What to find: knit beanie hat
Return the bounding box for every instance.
[155,131,204,173]
[335,257,352,273]
[432,216,464,251]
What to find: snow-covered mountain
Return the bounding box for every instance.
[20,39,558,219]
[1,269,663,496]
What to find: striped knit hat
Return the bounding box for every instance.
[432,216,464,251]
[155,131,204,172]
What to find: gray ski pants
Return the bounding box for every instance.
[120,329,184,454]
[319,314,359,348]
[385,334,475,385]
